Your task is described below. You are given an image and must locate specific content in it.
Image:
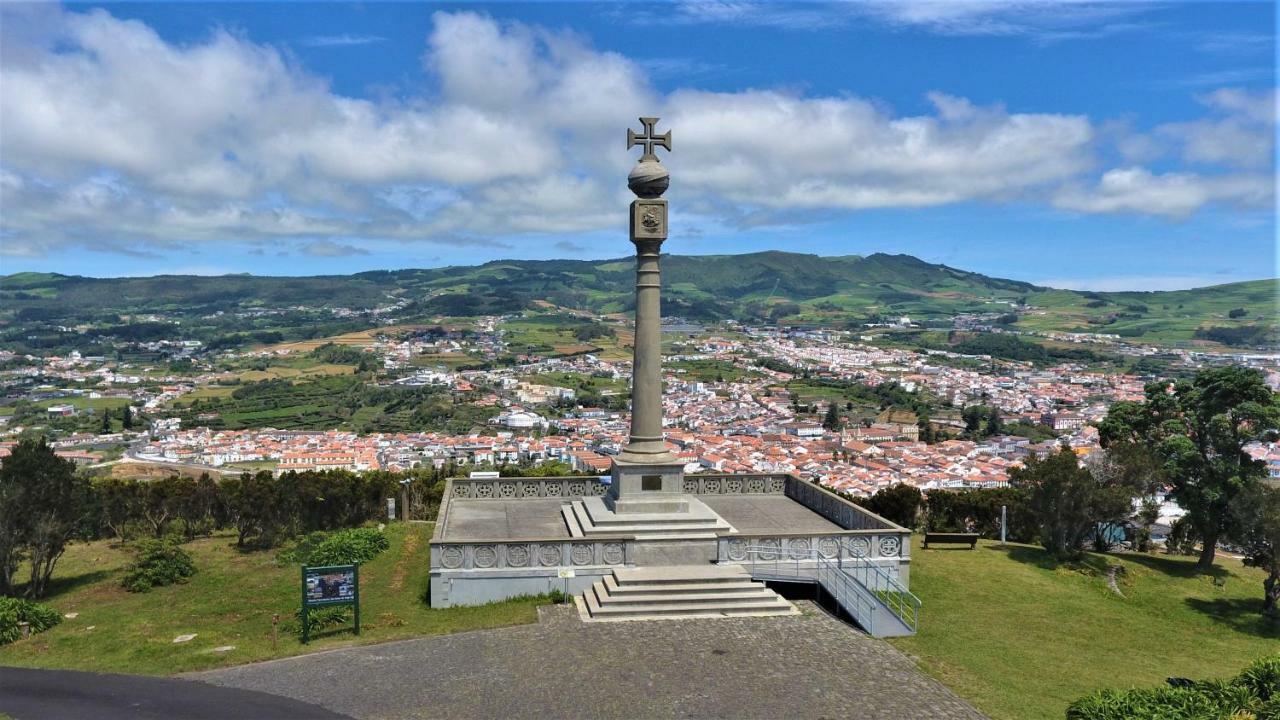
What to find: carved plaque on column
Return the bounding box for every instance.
[630,199,667,240]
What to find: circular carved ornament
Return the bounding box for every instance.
[568,482,586,497]
[879,537,901,557]
[725,479,743,494]
[848,537,870,558]
[544,483,562,497]
[768,477,786,493]
[474,484,494,499]
[498,483,516,498]
[507,545,530,567]
[539,545,562,566]
[758,538,781,561]
[571,544,593,566]
[818,537,840,560]
[683,479,699,494]
[746,478,765,494]
[452,485,470,499]
[519,483,538,497]
[440,546,464,569]
[473,545,497,568]
[602,543,625,565]
[788,537,811,560]
[726,538,748,562]
[592,483,607,495]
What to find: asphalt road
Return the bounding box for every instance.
[0,667,350,720]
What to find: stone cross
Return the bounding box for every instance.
[627,117,672,162]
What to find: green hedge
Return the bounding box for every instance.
[0,597,62,645]
[1068,654,1280,720]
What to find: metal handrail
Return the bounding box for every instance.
[738,543,920,635]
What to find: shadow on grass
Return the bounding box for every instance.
[991,543,1231,582]
[991,544,1111,575]
[1184,597,1280,639]
[13,569,112,600]
[1117,552,1228,581]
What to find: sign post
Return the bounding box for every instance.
[301,563,361,644]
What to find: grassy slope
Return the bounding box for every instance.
[0,523,543,675]
[890,538,1279,720]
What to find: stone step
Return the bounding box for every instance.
[560,504,584,538]
[602,575,764,595]
[583,591,795,618]
[580,499,717,527]
[612,565,750,584]
[592,583,779,606]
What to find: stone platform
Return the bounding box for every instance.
[429,474,913,610]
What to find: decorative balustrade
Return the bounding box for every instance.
[682,473,788,495]
[430,537,633,571]
[716,530,908,566]
[448,476,608,500]
[784,477,898,531]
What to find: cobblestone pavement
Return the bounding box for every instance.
[196,602,986,720]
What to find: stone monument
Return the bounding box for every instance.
[607,117,688,514]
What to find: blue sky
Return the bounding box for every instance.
[0,1,1274,289]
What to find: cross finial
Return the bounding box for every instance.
[627,117,671,163]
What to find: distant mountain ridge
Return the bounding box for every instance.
[2,252,1275,347]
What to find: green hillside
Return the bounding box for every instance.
[1,252,1274,348]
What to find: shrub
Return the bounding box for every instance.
[287,605,350,638]
[0,597,62,644]
[120,538,197,593]
[296,528,390,567]
[1068,654,1280,720]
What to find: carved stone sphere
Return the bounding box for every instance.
[628,161,669,198]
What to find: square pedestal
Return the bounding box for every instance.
[607,458,688,514]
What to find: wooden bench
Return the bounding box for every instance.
[923,532,979,549]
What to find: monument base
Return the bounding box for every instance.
[607,456,687,514]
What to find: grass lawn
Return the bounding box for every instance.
[890,538,1279,720]
[0,523,544,675]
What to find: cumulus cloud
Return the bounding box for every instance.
[0,5,1272,260]
[1053,167,1272,218]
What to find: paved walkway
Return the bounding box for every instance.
[0,666,349,720]
[197,603,985,720]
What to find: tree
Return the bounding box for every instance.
[1228,483,1280,618]
[100,408,112,434]
[822,403,841,431]
[0,439,89,598]
[121,405,134,431]
[986,406,1003,436]
[92,477,143,540]
[1099,367,1279,570]
[1010,447,1101,559]
[856,483,922,529]
[962,406,981,435]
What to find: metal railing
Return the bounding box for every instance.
[738,541,920,636]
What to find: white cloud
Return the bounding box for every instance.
[1053,167,1272,218]
[0,6,1272,260]
[298,34,386,48]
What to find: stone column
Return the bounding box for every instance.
[609,117,685,513]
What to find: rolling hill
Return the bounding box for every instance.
[1,252,1275,348]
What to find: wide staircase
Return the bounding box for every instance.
[575,564,798,622]
[561,495,733,541]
